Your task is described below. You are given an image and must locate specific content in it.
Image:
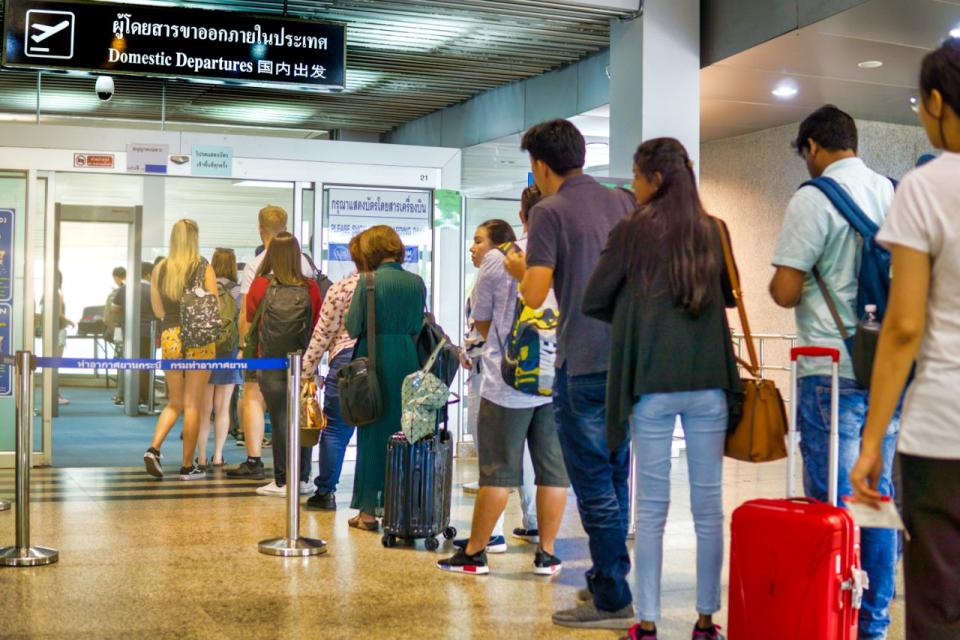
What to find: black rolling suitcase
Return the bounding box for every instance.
[381,421,457,551]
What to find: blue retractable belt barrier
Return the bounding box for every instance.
[30,357,289,371]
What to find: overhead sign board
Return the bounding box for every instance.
[126,143,168,174]
[2,0,346,90]
[191,145,232,177]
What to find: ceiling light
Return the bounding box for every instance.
[858,60,883,69]
[771,82,798,99]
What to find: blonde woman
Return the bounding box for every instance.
[143,219,218,481]
[197,248,242,469]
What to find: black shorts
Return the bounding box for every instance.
[476,398,569,488]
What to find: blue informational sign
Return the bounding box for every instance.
[191,145,232,177]
[0,304,11,395]
[0,208,13,303]
[0,209,14,396]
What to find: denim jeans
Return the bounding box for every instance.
[630,389,727,621]
[798,376,899,640]
[314,350,357,494]
[260,370,312,487]
[554,365,632,612]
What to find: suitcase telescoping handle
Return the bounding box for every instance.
[789,347,841,506]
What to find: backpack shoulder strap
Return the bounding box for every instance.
[801,176,879,238]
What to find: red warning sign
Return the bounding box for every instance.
[73,153,115,169]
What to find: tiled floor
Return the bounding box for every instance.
[0,456,905,639]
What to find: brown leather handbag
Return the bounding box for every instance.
[715,219,789,463]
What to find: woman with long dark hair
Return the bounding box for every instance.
[245,232,323,496]
[583,138,740,640]
[851,38,960,638]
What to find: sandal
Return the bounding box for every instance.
[348,514,379,531]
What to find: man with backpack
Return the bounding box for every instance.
[769,105,899,640]
[227,205,319,483]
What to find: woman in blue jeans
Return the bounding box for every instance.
[301,233,365,510]
[583,138,740,640]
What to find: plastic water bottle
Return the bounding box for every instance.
[861,304,880,331]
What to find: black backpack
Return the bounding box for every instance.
[257,277,313,358]
[303,253,335,299]
[416,312,460,387]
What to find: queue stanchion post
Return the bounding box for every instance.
[146,320,160,415]
[258,352,327,557]
[627,445,637,539]
[0,351,59,567]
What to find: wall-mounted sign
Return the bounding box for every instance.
[126,143,168,174]
[326,188,432,282]
[0,304,10,395]
[73,153,115,169]
[191,145,232,177]
[0,209,13,305]
[2,0,346,90]
[0,208,14,395]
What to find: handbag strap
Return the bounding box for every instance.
[713,217,760,378]
[365,272,377,372]
[812,266,851,341]
[421,337,448,374]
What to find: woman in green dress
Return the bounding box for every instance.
[345,225,426,530]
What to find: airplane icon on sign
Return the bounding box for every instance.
[24,10,75,59]
[31,20,71,43]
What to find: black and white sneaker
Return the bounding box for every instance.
[513,527,540,544]
[143,448,163,478]
[179,464,206,481]
[437,547,489,575]
[533,547,562,576]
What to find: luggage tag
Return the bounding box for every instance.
[843,496,910,540]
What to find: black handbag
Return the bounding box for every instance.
[337,273,383,426]
[416,312,460,386]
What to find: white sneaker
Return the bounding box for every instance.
[299,481,314,495]
[462,481,479,495]
[256,481,286,496]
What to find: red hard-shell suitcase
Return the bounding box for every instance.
[728,347,867,640]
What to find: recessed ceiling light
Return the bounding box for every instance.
[772,82,798,99]
[858,60,883,69]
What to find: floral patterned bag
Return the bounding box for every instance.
[401,338,452,443]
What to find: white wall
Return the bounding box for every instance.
[700,119,933,375]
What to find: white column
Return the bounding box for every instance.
[609,0,701,178]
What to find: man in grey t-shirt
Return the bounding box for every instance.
[504,119,636,629]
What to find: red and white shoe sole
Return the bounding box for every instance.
[533,564,562,576]
[437,564,490,575]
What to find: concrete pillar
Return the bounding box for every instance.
[609,0,701,178]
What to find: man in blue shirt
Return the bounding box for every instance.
[770,105,898,640]
[505,119,637,629]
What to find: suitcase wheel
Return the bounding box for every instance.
[443,527,457,540]
[381,534,397,549]
[424,536,440,552]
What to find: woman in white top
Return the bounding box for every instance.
[851,38,960,639]
[300,233,364,511]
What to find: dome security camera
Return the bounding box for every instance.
[95,76,114,102]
